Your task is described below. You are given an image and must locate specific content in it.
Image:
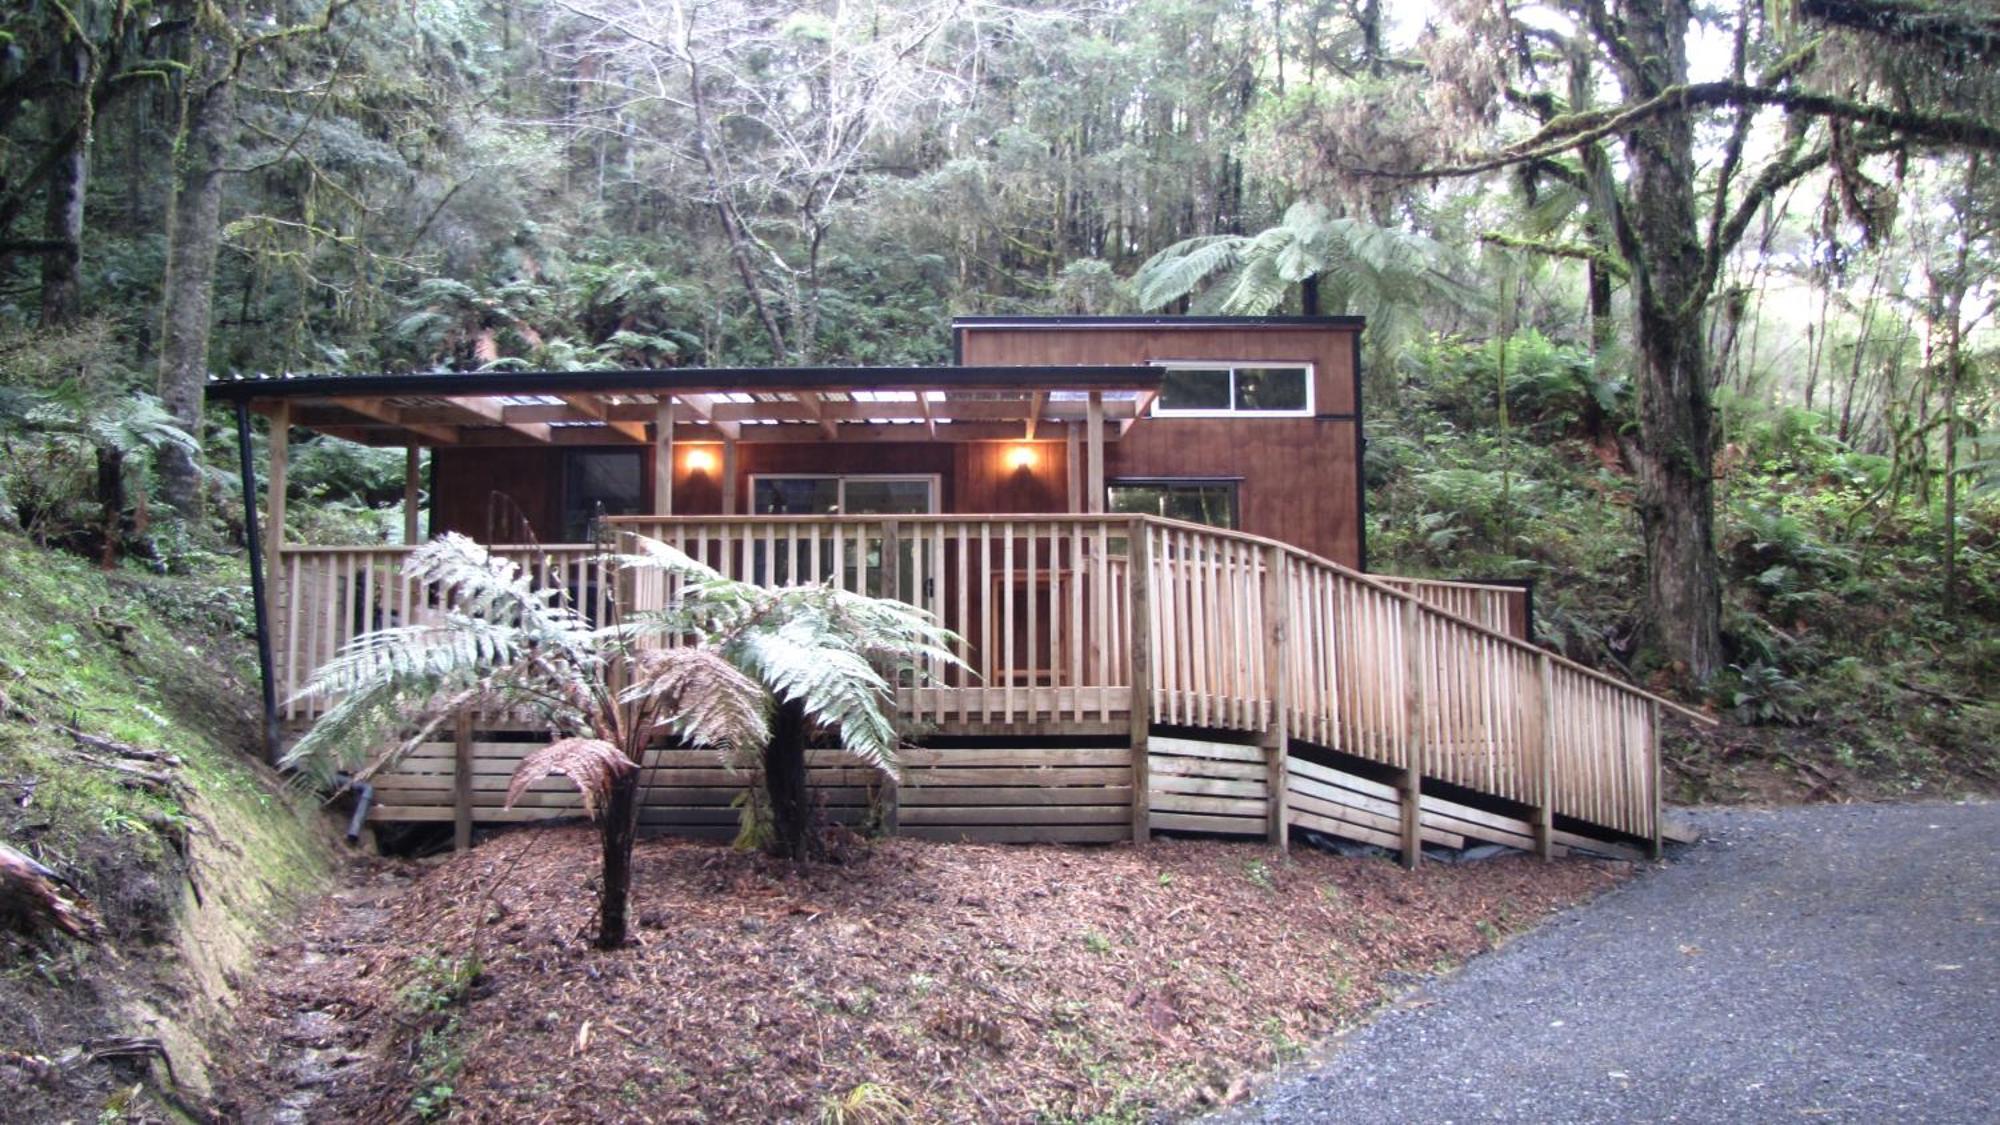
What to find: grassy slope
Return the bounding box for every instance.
[0,532,330,1119]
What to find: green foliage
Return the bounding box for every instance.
[1133,203,1481,368]
[401,953,484,1014]
[815,1081,910,1125]
[1375,329,1999,795]
[0,321,197,561]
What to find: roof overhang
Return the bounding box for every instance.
[207,365,1162,448]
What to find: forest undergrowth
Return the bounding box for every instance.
[1369,332,1999,804]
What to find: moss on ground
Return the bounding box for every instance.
[0,532,331,1119]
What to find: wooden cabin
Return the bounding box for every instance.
[209,316,1695,863]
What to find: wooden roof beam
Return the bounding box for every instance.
[328,397,460,445]
[668,392,740,440]
[794,392,839,440]
[1025,390,1046,440]
[557,393,648,443]
[441,395,551,443]
[1117,389,1159,438]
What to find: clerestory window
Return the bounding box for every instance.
[1152,362,1313,416]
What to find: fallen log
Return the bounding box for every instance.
[0,842,102,942]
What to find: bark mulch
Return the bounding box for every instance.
[212,828,1627,1123]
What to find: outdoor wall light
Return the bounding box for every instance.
[1007,444,1037,471]
[684,448,717,475]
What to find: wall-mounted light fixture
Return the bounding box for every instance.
[684,448,717,475]
[1007,444,1037,471]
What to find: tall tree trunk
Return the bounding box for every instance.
[764,697,814,860]
[1614,0,1724,684]
[39,37,90,328]
[1939,153,1980,618]
[595,766,638,949]
[156,11,239,517]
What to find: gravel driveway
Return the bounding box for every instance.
[1221,801,1998,1124]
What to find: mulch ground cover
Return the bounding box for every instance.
[213,828,1627,1123]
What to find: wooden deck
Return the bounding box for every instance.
[272,514,1698,860]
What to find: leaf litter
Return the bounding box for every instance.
[213,828,1627,1122]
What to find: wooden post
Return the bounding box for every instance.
[265,401,290,672]
[879,519,903,835]
[1066,423,1081,513]
[1085,393,1105,514]
[1399,596,1424,869]
[880,519,902,602]
[1261,544,1290,850]
[653,397,676,515]
[721,436,739,515]
[1128,520,1153,843]
[1535,653,1556,861]
[1648,699,1664,860]
[452,709,474,852]
[403,446,422,544]
[265,401,289,588]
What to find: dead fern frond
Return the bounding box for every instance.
[624,647,772,759]
[505,738,635,821]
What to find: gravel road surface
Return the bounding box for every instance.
[1221,801,1998,1124]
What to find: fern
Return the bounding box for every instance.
[506,738,635,820]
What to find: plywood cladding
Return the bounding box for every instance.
[954,320,1363,567]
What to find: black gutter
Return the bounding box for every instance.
[950,314,1369,328]
[205,364,1163,403]
[234,402,281,766]
[1353,329,1368,574]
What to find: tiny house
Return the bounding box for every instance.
[210,315,1686,861]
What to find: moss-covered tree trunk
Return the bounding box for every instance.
[1608,0,1724,684]
[156,6,240,517]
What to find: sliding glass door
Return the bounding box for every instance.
[746,474,939,594]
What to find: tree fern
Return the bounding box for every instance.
[1132,202,1483,343]
[286,531,964,942]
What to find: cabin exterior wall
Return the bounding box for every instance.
[432,439,1077,540]
[956,320,1363,567]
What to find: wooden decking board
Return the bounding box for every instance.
[901,824,1130,844]
[1148,774,1267,799]
[1148,735,1264,763]
[1148,791,1267,818]
[1149,811,1264,836]
[1147,755,1268,782]
[898,785,1135,807]
[898,805,1128,827]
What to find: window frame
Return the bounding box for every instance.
[1106,476,1242,530]
[559,448,646,542]
[747,472,942,516]
[1149,360,1315,418]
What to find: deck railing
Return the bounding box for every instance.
[1140,521,1671,842]
[609,515,1133,730]
[275,514,1691,842]
[272,543,613,722]
[1372,575,1529,639]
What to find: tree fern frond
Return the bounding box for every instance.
[290,617,524,702]
[819,587,966,682]
[1221,252,1290,315]
[730,621,900,777]
[623,647,772,761]
[1133,235,1246,310]
[506,738,634,821]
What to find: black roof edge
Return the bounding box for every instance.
[950,314,1367,329]
[205,364,1164,403]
